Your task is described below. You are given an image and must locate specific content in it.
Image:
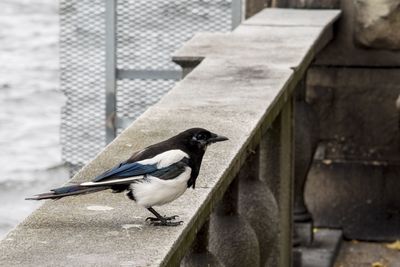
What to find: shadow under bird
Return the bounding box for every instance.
[26,128,228,226]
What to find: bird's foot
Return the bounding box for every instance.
[151,220,183,227]
[145,215,182,226]
[145,215,179,222]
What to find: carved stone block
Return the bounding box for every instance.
[354,0,400,50]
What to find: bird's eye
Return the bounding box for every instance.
[196,133,206,140]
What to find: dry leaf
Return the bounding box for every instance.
[371,261,386,267]
[322,159,332,165]
[386,240,400,251]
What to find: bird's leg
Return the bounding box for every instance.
[146,207,179,221]
[145,207,182,226]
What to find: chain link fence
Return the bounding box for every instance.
[60,0,241,173]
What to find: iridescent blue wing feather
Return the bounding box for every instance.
[93,162,158,182]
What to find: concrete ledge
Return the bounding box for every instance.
[242,8,340,27]
[0,8,340,267]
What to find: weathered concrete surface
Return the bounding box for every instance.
[315,0,400,66]
[354,0,400,50]
[174,8,341,65]
[242,8,340,26]
[173,26,326,70]
[334,240,400,267]
[0,9,340,267]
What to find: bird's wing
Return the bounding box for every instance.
[92,149,190,182]
[150,159,189,180]
[92,161,157,182]
[80,159,189,187]
[80,149,191,187]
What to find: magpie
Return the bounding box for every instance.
[26,128,228,226]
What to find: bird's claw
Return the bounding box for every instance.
[145,215,182,226]
[151,220,183,227]
[165,215,179,220]
[145,215,179,222]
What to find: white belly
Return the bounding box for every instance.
[130,167,191,208]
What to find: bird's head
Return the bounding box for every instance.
[179,128,229,150]
[177,128,228,189]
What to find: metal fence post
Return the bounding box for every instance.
[105,0,117,144]
[232,0,243,29]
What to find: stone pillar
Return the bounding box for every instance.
[209,178,260,267]
[181,220,224,267]
[238,147,279,266]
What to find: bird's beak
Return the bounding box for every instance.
[208,133,229,144]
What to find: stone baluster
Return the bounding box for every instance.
[181,220,224,267]
[260,118,281,200]
[293,80,319,248]
[238,146,279,267]
[260,98,295,267]
[209,177,260,267]
[260,117,281,267]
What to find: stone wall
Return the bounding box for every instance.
[310,0,400,160]
[299,0,400,240]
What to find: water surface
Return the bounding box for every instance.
[0,0,68,239]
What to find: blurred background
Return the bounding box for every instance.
[0,0,68,238]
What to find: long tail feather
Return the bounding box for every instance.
[26,184,110,200]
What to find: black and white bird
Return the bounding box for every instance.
[26,128,228,226]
